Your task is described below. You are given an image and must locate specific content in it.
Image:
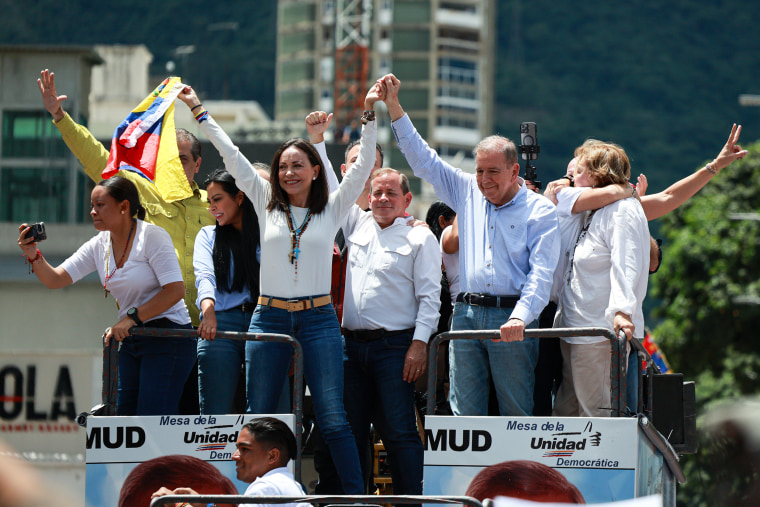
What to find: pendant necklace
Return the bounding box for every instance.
[285,205,313,281]
[104,219,136,297]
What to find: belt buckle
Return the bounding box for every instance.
[467,293,483,306]
[286,299,305,312]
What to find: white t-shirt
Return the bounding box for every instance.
[440,225,460,306]
[241,467,310,507]
[60,220,190,324]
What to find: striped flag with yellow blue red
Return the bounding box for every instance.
[102,77,191,203]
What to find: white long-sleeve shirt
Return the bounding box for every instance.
[198,116,377,297]
[554,197,650,344]
[341,209,442,344]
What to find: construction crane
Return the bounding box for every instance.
[334,0,372,132]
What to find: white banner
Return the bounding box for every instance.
[85,414,295,507]
[424,416,640,503]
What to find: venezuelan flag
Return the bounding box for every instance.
[643,332,671,373]
[102,77,190,202]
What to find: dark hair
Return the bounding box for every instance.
[465,460,585,503]
[243,417,297,465]
[425,200,455,240]
[268,138,329,214]
[344,140,384,166]
[97,176,146,220]
[176,127,201,160]
[118,454,237,507]
[204,169,260,295]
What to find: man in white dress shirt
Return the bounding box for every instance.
[341,168,442,498]
[152,417,309,507]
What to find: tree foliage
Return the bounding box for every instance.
[650,141,760,505]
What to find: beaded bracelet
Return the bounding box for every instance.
[27,249,43,263]
[705,163,718,175]
[25,249,43,274]
[194,108,209,123]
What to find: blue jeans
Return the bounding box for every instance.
[344,331,423,496]
[198,308,250,415]
[117,319,196,416]
[245,297,364,494]
[449,303,538,416]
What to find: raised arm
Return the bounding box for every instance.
[640,124,748,220]
[383,74,406,122]
[38,69,109,181]
[383,73,468,210]
[38,69,67,122]
[177,86,269,209]
[331,83,383,215]
[306,111,340,193]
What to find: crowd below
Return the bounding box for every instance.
[15,69,748,499]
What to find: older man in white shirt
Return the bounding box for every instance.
[340,167,441,498]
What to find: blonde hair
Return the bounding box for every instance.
[577,142,630,187]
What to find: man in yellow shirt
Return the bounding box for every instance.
[38,69,214,325]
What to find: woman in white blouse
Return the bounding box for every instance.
[177,82,385,494]
[17,176,195,415]
[552,142,650,418]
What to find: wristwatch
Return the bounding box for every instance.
[127,307,143,326]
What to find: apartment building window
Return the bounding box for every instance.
[438,85,477,100]
[438,58,477,84]
[2,110,66,159]
[279,31,316,54]
[281,2,316,25]
[393,1,431,23]
[392,29,431,52]
[393,59,429,80]
[0,167,88,223]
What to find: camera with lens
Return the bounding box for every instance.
[26,222,47,242]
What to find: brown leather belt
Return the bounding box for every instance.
[257,295,332,312]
